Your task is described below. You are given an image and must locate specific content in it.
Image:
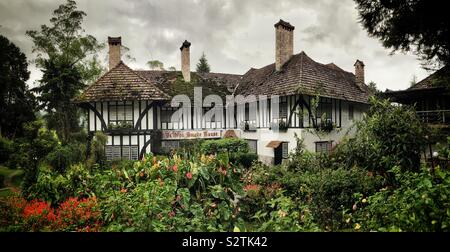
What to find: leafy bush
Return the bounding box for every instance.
[1,196,101,232]
[299,166,382,230]
[333,98,426,177]
[45,141,86,173]
[231,152,258,168]
[86,132,107,169]
[200,138,249,155]
[100,153,245,231]
[350,166,450,232]
[253,191,320,232]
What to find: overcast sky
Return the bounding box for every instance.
[0,0,431,91]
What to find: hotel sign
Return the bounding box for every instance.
[161,130,222,140]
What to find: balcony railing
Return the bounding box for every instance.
[416,110,450,125]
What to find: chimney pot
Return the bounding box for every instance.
[180,40,191,82]
[275,19,295,71]
[108,36,122,70]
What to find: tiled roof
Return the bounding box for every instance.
[234,51,370,103]
[74,61,170,103]
[135,71,241,100]
[409,65,449,90]
[75,61,242,103]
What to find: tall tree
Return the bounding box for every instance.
[0,35,36,138]
[196,52,211,74]
[354,0,450,69]
[26,0,103,142]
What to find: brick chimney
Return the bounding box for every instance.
[354,60,365,86]
[180,40,191,82]
[108,36,121,70]
[275,19,295,71]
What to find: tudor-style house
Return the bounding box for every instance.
[74,19,371,165]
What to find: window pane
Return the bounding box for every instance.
[110,106,117,120]
[125,105,133,121]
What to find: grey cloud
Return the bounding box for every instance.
[0,0,429,91]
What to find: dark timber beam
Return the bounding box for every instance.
[134,101,155,130]
[287,96,317,128]
[82,103,108,131]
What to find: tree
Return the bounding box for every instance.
[168,66,176,71]
[354,0,450,69]
[367,81,380,96]
[147,60,164,70]
[26,0,103,142]
[196,52,211,74]
[0,35,36,138]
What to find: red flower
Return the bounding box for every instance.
[233,168,237,174]
[172,165,178,173]
[168,211,176,218]
[186,172,193,180]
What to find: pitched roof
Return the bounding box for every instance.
[234,51,370,103]
[135,70,241,100]
[409,65,450,90]
[74,61,170,103]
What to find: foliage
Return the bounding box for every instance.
[86,132,107,169]
[0,136,13,165]
[0,35,36,138]
[232,153,258,169]
[147,60,164,70]
[333,98,426,178]
[1,195,101,232]
[350,166,450,232]
[15,120,59,195]
[44,141,86,173]
[201,138,249,155]
[196,52,211,74]
[99,153,245,231]
[253,191,320,232]
[26,0,103,142]
[354,0,450,68]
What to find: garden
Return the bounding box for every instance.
[1,98,449,232]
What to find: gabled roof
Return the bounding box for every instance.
[74,61,170,103]
[409,65,450,90]
[234,51,370,103]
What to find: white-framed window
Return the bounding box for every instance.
[315,141,332,155]
[106,145,138,161]
[109,101,133,126]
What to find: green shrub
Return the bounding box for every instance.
[232,152,258,168]
[200,138,249,155]
[350,165,450,232]
[86,132,107,169]
[45,141,86,173]
[333,98,426,177]
[300,166,382,230]
[252,191,320,232]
